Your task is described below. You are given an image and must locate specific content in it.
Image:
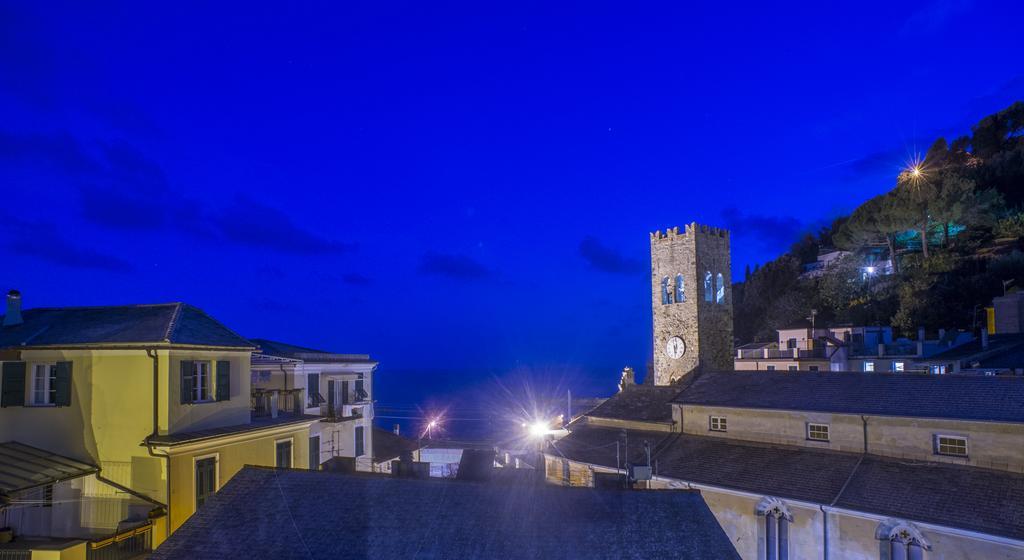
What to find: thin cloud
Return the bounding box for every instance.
[720,207,803,248]
[0,215,132,273]
[578,236,643,275]
[215,197,357,255]
[419,252,491,280]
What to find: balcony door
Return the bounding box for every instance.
[341,380,350,405]
[327,380,336,415]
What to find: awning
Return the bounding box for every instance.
[0,442,98,494]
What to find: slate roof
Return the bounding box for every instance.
[554,426,1024,541]
[584,384,681,423]
[922,334,1024,362]
[550,425,671,468]
[149,467,740,560]
[146,415,320,446]
[0,303,253,349]
[371,427,421,463]
[674,370,1024,423]
[0,442,98,494]
[834,456,1024,541]
[250,338,375,364]
[653,434,863,505]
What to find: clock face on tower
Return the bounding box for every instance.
[665,336,686,359]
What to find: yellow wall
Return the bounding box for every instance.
[165,424,310,532]
[680,404,1024,471]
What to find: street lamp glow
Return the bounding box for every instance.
[528,420,549,438]
[910,165,921,178]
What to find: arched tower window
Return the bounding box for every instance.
[661,276,671,305]
[704,271,713,302]
[756,497,792,560]
[675,274,685,303]
[876,520,930,560]
[716,272,725,304]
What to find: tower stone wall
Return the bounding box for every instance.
[650,223,734,385]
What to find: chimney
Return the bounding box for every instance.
[4,290,23,327]
[393,423,400,435]
[981,328,989,350]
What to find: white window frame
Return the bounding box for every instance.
[275,437,294,468]
[765,365,776,371]
[30,363,57,406]
[709,416,727,432]
[807,423,830,442]
[193,361,211,403]
[893,361,904,372]
[934,434,968,457]
[193,452,220,512]
[863,361,875,372]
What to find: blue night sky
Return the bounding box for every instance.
[3,2,1024,405]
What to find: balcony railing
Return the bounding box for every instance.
[251,388,304,418]
[87,523,152,560]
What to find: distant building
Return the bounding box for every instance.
[370,426,421,474]
[249,338,377,471]
[150,466,741,559]
[735,322,974,373]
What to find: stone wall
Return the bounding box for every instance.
[650,223,733,385]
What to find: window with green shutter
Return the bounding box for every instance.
[216,361,230,401]
[1,361,26,407]
[54,362,72,407]
[180,360,194,404]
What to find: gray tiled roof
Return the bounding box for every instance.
[0,442,98,494]
[147,415,319,446]
[922,334,1024,362]
[250,338,375,363]
[150,467,740,560]
[554,426,1024,541]
[585,385,681,423]
[550,425,671,468]
[834,456,1024,541]
[0,303,253,349]
[371,427,421,463]
[674,370,1024,423]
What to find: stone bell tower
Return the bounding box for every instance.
[650,223,733,385]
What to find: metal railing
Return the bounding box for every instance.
[87,523,152,560]
[0,550,32,560]
[251,388,304,418]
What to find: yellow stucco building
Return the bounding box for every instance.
[0,293,317,557]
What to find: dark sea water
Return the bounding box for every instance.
[372,366,618,443]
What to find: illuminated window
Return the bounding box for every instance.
[807,423,829,441]
[704,271,713,302]
[863,361,875,372]
[709,416,727,432]
[675,274,685,303]
[934,435,967,457]
[716,272,725,304]
[930,364,947,375]
[892,361,904,372]
[661,276,671,305]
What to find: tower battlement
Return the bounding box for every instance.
[650,222,730,242]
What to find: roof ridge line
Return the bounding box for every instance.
[18,302,183,313]
[830,453,865,506]
[163,302,183,342]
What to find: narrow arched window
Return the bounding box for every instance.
[876,520,930,560]
[661,276,671,305]
[704,271,713,302]
[757,498,792,560]
[716,272,725,304]
[675,274,685,303]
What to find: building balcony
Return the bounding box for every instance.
[251,388,304,419]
